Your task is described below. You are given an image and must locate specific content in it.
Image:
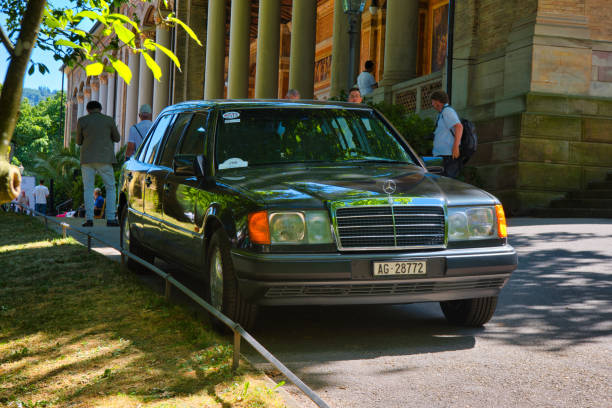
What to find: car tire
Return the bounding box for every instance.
[207,229,258,330]
[439,296,498,327]
[120,206,154,274]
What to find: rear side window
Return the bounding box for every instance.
[178,113,209,156]
[140,114,175,164]
[160,113,193,167]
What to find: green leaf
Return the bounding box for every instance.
[43,9,62,29]
[152,40,181,71]
[86,62,104,76]
[108,13,140,31]
[142,38,156,51]
[142,52,162,81]
[112,20,135,46]
[75,10,107,25]
[68,28,87,38]
[28,65,35,75]
[55,39,82,49]
[111,57,132,84]
[167,16,202,46]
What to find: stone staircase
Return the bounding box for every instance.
[531,171,612,218]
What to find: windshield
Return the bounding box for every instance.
[215,108,417,170]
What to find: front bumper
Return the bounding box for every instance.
[231,245,518,306]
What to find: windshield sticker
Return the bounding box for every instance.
[224,118,240,124]
[219,157,249,170]
[222,111,240,119]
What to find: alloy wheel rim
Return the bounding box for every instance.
[210,248,224,311]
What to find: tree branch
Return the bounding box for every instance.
[0,25,15,57]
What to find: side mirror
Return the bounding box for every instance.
[173,154,206,178]
[421,156,444,175]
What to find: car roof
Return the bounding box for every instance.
[159,99,372,115]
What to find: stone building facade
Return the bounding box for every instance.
[64,0,612,213]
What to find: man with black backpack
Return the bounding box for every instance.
[431,90,464,178]
[126,104,153,159]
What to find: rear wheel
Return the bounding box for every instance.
[440,296,498,327]
[207,229,257,330]
[120,206,154,273]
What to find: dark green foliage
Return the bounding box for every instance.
[369,102,435,156]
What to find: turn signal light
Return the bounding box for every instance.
[248,211,270,244]
[495,204,507,238]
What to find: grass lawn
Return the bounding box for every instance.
[0,212,287,408]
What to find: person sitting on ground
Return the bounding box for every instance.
[93,187,105,218]
[17,191,29,214]
[347,87,363,104]
[285,89,301,100]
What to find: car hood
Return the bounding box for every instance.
[216,163,497,208]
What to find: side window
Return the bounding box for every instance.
[135,122,157,162]
[160,113,193,167]
[141,114,175,164]
[177,112,209,156]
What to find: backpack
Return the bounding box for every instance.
[458,118,477,162]
[441,106,478,163]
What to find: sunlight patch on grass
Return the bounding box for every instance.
[0,212,288,407]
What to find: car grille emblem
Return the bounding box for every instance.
[382,180,396,195]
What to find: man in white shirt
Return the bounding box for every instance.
[356,60,378,97]
[126,104,153,159]
[33,179,49,215]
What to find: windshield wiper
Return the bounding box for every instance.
[349,158,412,164]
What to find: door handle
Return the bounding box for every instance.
[163,183,171,192]
[145,177,152,187]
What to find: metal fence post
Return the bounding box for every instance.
[87,234,92,253]
[164,278,171,300]
[61,223,67,239]
[233,330,241,371]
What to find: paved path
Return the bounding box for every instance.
[49,216,612,408]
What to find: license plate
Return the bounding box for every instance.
[373,261,427,276]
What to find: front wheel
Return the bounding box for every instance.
[207,229,258,330]
[440,296,498,327]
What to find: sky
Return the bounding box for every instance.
[0,0,93,92]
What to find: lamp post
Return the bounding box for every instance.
[342,0,366,92]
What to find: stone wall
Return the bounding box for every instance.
[468,93,612,214]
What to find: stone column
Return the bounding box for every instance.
[83,87,91,110]
[77,91,84,119]
[125,51,140,137]
[380,0,419,87]
[153,25,171,118]
[330,0,350,98]
[106,73,116,120]
[91,78,100,102]
[228,0,251,99]
[99,75,108,114]
[64,99,73,147]
[255,0,281,99]
[288,0,317,99]
[204,0,226,99]
[137,48,154,113]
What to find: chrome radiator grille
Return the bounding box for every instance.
[334,205,445,250]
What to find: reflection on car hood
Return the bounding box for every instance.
[217,163,497,208]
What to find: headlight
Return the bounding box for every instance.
[270,212,305,243]
[448,207,496,241]
[259,210,333,245]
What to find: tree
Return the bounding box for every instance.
[0,0,200,203]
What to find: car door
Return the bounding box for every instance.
[162,111,211,269]
[141,114,176,250]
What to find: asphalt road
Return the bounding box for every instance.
[52,216,612,408]
[243,218,612,408]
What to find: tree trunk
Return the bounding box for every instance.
[0,0,47,203]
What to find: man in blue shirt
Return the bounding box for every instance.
[431,91,463,178]
[126,104,153,159]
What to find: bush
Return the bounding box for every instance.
[368,102,435,156]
